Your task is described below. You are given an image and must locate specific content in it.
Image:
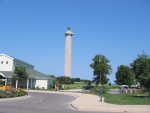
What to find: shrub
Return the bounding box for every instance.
[91,86,108,95]
[9,94,16,97]
[5,95,10,98]
[0,90,5,94]
[59,84,62,90]
[0,93,5,98]
[64,86,69,90]
[0,88,28,98]
[0,80,4,86]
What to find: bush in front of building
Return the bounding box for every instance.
[0,80,4,86]
[0,88,28,98]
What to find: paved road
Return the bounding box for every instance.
[0,92,108,113]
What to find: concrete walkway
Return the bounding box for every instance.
[60,89,150,113]
[26,90,150,113]
[68,92,150,113]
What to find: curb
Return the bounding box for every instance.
[0,95,29,101]
[69,103,78,110]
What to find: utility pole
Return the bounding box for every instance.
[99,54,102,102]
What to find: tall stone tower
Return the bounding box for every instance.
[64,27,74,77]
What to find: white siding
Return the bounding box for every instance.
[0,55,13,71]
[13,60,34,71]
[0,54,34,71]
[35,80,48,89]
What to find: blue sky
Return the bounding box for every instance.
[0,0,150,83]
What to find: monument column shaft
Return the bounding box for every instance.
[64,35,72,77]
[64,28,73,78]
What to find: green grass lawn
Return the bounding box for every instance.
[103,93,150,105]
[59,83,118,90]
[64,82,87,89]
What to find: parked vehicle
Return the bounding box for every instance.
[118,85,129,93]
[130,85,141,89]
[119,85,141,89]
[118,85,141,93]
[136,86,141,89]
[118,85,128,89]
[82,85,94,90]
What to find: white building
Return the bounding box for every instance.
[0,53,53,89]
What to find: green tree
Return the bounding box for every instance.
[57,76,74,84]
[72,78,81,82]
[48,75,56,78]
[0,80,4,86]
[90,54,112,85]
[130,53,150,94]
[52,78,58,88]
[115,65,135,86]
[87,80,91,86]
[108,82,111,86]
[13,66,29,87]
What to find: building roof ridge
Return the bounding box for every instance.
[0,53,34,67]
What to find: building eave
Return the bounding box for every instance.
[0,53,14,60]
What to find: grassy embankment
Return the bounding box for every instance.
[63,82,87,89]
[63,83,118,89]
[104,91,150,105]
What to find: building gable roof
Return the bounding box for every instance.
[0,71,14,78]
[0,53,34,67]
[26,68,50,79]
[0,53,14,60]
[0,53,53,80]
[0,69,53,80]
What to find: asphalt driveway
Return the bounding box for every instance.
[0,92,101,113]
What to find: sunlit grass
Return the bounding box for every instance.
[64,82,87,89]
[103,93,150,105]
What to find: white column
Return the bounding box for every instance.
[16,80,18,88]
[64,27,73,78]
[34,79,36,89]
[9,79,11,86]
[31,78,33,88]
[33,79,34,89]
[27,79,29,89]
[5,77,7,85]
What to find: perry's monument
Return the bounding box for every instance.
[64,27,74,77]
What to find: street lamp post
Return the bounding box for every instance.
[99,55,102,102]
[99,74,102,102]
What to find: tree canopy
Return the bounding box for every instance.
[90,54,112,85]
[130,53,150,93]
[115,65,135,86]
[13,66,29,82]
[56,76,74,84]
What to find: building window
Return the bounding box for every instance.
[6,61,8,64]
[1,61,3,64]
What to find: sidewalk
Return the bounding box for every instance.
[59,89,150,113]
[68,92,150,113]
[27,90,150,113]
